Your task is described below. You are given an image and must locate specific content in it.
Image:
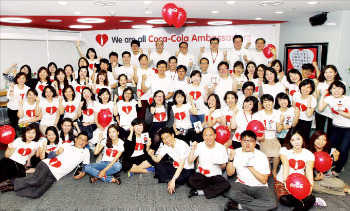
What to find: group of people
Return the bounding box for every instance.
[0,35,349,211]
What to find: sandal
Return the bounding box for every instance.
[89,176,98,183]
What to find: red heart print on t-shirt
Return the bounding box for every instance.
[138,89,144,97]
[154,112,166,121]
[96,88,101,94]
[45,106,57,115]
[89,63,95,70]
[19,93,25,100]
[106,148,118,157]
[122,106,132,114]
[205,115,213,122]
[49,158,62,168]
[62,140,72,144]
[175,112,186,120]
[173,161,179,168]
[198,167,211,175]
[148,98,153,104]
[235,133,241,141]
[290,90,296,96]
[226,115,232,123]
[96,34,108,47]
[26,109,35,117]
[18,148,32,156]
[189,91,201,100]
[332,108,348,115]
[135,143,144,151]
[38,84,45,92]
[119,95,123,100]
[76,85,86,94]
[65,105,76,113]
[83,109,94,116]
[48,147,56,152]
[289,159,305,170]
[295,102,307,111]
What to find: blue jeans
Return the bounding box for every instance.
[78,122,97,140]
[85,161,122,183]
[190,114,204,127]
[329,125,350,173]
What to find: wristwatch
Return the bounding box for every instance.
[228,159,234,162]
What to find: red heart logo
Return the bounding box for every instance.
[173,161,179,168]
[295,102,307,111]
[83,108,94,116]
[135,143,144,151]
[48,147,56,152]
[59,89,63,96]
[18,148,32,156]
[106,148,118,157]
[255,87,259,92]
[26,109,35,117]
[332,108,339,115]
[96,88,101,94]
[325,89,330,97]
[175,112,186,120]
[290,90,296,96]
[76,85,86,94]
[49,158,62,168]
[152,68,158,74]
[205,115,213,122]
[119,95,123,100]
[154,112,166,121]
[189,91,201,100]
[289,159,305,170]
[65,105,76,113]
[148,98,153,104]
[45,106,57,115]
[96,34,108,47]
[198,167,211,175]
[138,89,144,97]
[235,133,241,141]
[38,84,45,92]
[89,63,95,70]
[62,140,72,144]
[122,106,132,114]
[226,115,232,123]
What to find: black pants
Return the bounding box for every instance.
[296,120,312,142]
[187,173,231,199]
[315,112,332,133]
[122,154,155,172]
[0,158,26,182]
[7,108,19,129]
[175,128,203,145]
[154,162,194,184]
[14,161,57,198]
[279,194,315,211]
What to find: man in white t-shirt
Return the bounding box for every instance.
[225,35,250,68]
[0,132,90,198]
[108,52,122,76]
[248,38,276,66]
[198,37,225,75]
[148,40,170,68]
[118,51,134,86]
[198,57,213,88]
[130,40,143,68]
[224,130,277,211]
[176,42,194,76]
[147,127,194,194]
[187,127,231,199]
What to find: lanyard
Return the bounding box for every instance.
[211,50,219,64]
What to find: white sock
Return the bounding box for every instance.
[238,204,243,210]
[197,190,204,195]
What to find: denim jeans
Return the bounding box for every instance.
[329,125,350,173]
[78,122,97,140]
[190,114,204,127]
[85,161,122,183]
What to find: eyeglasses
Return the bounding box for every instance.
[242,139,255,143]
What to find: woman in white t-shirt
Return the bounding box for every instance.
[59,118,80,144]
[271,60,285,82]
[259,67,285,100]
[251,64,266,94]
[285,69,302,99]
[318,81,350,176]
[77,87,96,139]
[274,128,315,210]
[76,41,100,74]
[7,72,30,128]
[52,69,69,97]
[85,124,123,184]
[113,74,137,102]
[64,64,75,84]
[47,62,57,83]
[202,94,222,130]
[236,81,260,110]
[221,91,239,149]
[293,79,317,141]
[93,70,111,98]
[244,61,257,82]
[35,67,51,99]
[72,66,92,100]
[59,85,80,121]
[0,124,41,181]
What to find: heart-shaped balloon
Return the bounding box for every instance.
[173,7,187,28]
[162,3,179,25]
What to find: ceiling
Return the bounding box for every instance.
[0,0,349,31]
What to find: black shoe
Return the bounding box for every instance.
[1,185,14,193]
[188,189,198,198]
[224,200,239,211]
[0,180,11,189]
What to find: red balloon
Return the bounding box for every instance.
[0,125,16,144]
[162,3,179,25]
[97,109,113,128]
[263,44,276,59]
[286,173,311,200]
[246,120,265,137]
[173,7,187,28]
[314,151,333,172]
[215,125,231,145]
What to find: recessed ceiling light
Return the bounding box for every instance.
[142,1,153,4]
[326,22,336,26]
[119,20,133,23]
[56,1,68,6]
[211,11,220,14]
[208,21,232,26]
[145,10,152,14]
[132,25,153,29]
[255,17,263,20]
[261,1,284,6]
[77,18,105,23]
[226,1,237,5]
[275,11,284,14]
[307,1,319,5]
[146,19,166,24]
[0,17,32,23]
[46,19,62,22]
[69,25,92,29]
[74,12,82,15]
[94,1,116,6]
[185,21,196,24]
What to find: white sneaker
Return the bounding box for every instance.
[314,197,327,207]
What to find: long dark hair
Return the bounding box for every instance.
[106,124,120,148]
[149,90,166,108]
[81,87,95,111]
[244,61,257,78]
[38,67,51,84]
[318,64,342,83]
[22,124,41,142]
[309,130,330,153]
[20,65,32,81]
[62,85,76,101]
[45,126,60,145]
[60,118,75,142]
[284,128,306,150]
[76,66,89,85]
[64,64,74,82]
[54,68,69,89]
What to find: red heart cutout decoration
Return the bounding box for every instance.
[173,160,179,168]
[122,106,132,114]
[135,143,144,151]
[96,34,108,47]
[295,102,307,112]
[106,148,118,157]
[175,112,186,120]
[226,115,232,123]
[83,108,94,116]
[173,7,187,28]
[154,112,166,121]
[189,91,201,101]
[162,3,179,25]
[18,148,32,156]
[76,85,86,94]
[45,106,57,115]
[26,109,35,117]
[38,84,45,92]
[290,90,296,96]
[65,105,76,113]
[49,158,62,168]
[289,159,305,170]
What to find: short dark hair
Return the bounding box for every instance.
[77,131,89,140]
[200,57,209,64]
[45,126,60,145]
[299,79,315,95]
[86,48,97,59]
[173,90,187,105]
[122,51,131,57]
[274,92,291,109]
[240,130,257,142]
[243,96,259,113]
[22,123,41,142]
[109,51,118,58]
[309,130,330,153]
[328,81,346,95]
[255,38,266,44]
[286,69,302,84]
[176,65,187,72]
[284,127,306,150]
[179,42,188,47]
[260,94,274,104]
[42,86,57,98]
[168,56,177,63]
[233,61,244,69]
[156,60,167,68]
[210,37,220,44]
[100,58,110,66]
[138,54,148,61]
[242,81,255,93]
[217,61,229,70]
[224,91,238,103]
[190,70,202,78]
[27,88,38,96]
[14,72,27,84]
[207,94,221,109]
[131,40,140,47]
[233,35,243,42]
[302,63,315,72]
[203,127,216,134]
[131,118,145,128]
[159,127,175,136]
[263,67,279,84]
[97,88,111,103]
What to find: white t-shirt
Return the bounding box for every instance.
[72,80,92,100]
[62,99,80,120]
[235,75,248,91]
[233,111,263,142]
[213,76,233,106]
[251,78,261,94]
[173,78,189,93]
[150,50,170,68]
[35,81,49,99]
[172,103,192,129]
[18,101,37,123]
[292,92,317,121]
[95,84,112,101]
[316,81,336,118]
[200,72,213,88]
[248,49,272,66]
[131,136,146,158]
[131,52,141,68]
[9,138,40,165]
[39,138,60,152]
[258,109,280,139]
[287,83,299,99]
[43,143,90,180]
[325,95,350,128]
[227,48,249,67]
[145,74,175,100]
[262,82,285,100]
[158,138,194,169]
[95,101,115,126]
[276,147,315,183]
[117,99,138,129]
[202,50,224,75]
[81,101,95,123]
[204,108,222,129]
[194,142,227,177]
[100,138,124,162]
[137,68,155,100]
[221,106,239,127]
[117,65,134,87]
[153,106,168,123]
[186,84,206,115]
[233,148,270,187]
[276,107,296,139]
[39,98,60,126]
[7,84,30,110]
[177,52,194,67]
[165,70,178,81]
